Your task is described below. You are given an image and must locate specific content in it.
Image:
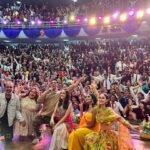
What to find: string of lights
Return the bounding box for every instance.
[0,8,150,27]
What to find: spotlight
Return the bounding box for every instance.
[37,20,42,25]
[76,18,81,23]
[50,20,55,24]
[84,18,88,22]
[23,18,28,22]
[146,8,150,14]
[16,20,21,25]
[103,16,110,24]
[129,10,135,16]
[16,1,21,4]
[98,16,102,20]
[69,15,75,22]
[112,12,119,19]
[120,13,127,22]
[64,20,68,24]
[3,20,7,25]
[89,17,97,25]
[72,0,77,2]
[136,10,144,19]
[31,20,35,25]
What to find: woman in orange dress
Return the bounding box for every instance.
[68,94,100,150]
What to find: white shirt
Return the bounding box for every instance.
[116,61,127,71]
[108,74,122,83]
[132,74,141,84]
[110,101,124,116]
[103,78,111,90]
[92,75,104,83]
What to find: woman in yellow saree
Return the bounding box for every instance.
[68,94,100,150]
[84,93,138,150]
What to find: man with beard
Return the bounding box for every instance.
[32,76,85,144]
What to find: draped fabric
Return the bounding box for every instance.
[44,27,62,38]
[49,123,69,150]
[79,112,100,131]
[14,97,36,136]
[122,20,141,33]
[118,121,134,150]
[68,112,100,150]
[0,23,143,39]
[63,26,81,37]
[3,28,21,38]
[23,28,41,38]
[83,26,101,36]
[84,107,134,150]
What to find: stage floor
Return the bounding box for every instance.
[0,133,150,150]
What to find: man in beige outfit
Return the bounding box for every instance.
[32,76,85,144]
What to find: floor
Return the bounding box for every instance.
[0,133,150,150]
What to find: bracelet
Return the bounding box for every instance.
[122,119,130,127]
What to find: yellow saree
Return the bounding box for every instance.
[84,107,134,150]
[68,112,100,150]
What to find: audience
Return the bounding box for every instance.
[0,39,149,125]
[0,38,149,148]
[0,0,148,23]
[0,0,149,148]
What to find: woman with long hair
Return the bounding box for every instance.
[84,93,138,150]
[130,101,150,121]
[49,90,73,150]
[15,87,40,140]
[68,94,100,150]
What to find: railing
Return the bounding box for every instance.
[0,21,88,28]
[0,17,148,29]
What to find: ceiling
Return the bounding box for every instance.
[0,0,86,7]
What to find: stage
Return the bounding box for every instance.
[0,133,150,150]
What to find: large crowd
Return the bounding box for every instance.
[0,0,148,23]
[0,1,150,150]
[0,39,150,118]
[0,39,150,149]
